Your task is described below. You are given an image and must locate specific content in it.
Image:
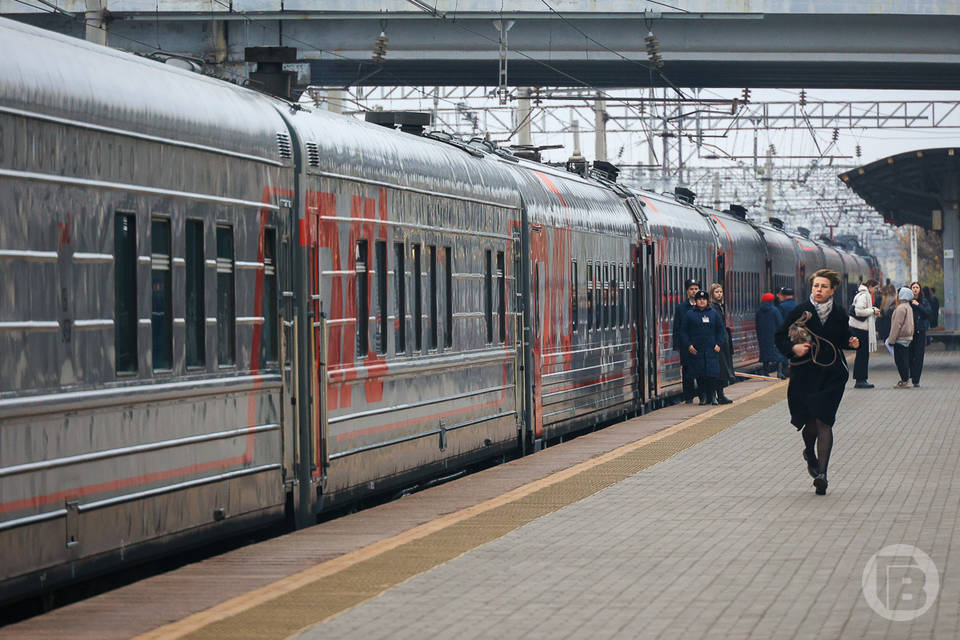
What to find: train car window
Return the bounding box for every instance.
[603,263,609,329]
[262,228,278,364]
[444,246,453,348]
[484,250,493,344]
[114,212,138,373]
[586,262,593,331]
[619,265,625,327]
[376,240,388,354]
[533,264,541,339]
[395,242,407,353]
[610,264,617,329]
[216,225,236,366]
[150,218,173,371]
[595,261,602,330]
[355,239,369,357]
[428,245,438,350]
[497,251,506,343]
[185,220,205,368]
[412,244,422,351]
[571,261,578,334]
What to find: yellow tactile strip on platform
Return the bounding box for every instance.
[139,383,787,640]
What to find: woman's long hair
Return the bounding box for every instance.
[910,281,924,300]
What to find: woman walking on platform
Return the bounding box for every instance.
[908,281,931,387]
[887,287,915,389]
[775,269,859,496]
[848,279,880,388]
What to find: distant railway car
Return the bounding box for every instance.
[0,16,881,606]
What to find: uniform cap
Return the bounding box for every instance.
[684,278,700,290]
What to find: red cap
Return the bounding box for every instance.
[761,293,775,303]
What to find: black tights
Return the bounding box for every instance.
[802,419,833,475]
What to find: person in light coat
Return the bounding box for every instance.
[848,279,880,389]
[887,287,915,389]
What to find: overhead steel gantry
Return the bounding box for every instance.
[3,1,960,90]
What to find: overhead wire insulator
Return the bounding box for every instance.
[831,128,839,142]
[799,89,807,108]
[372,32,388,64]
[741,88,751,103]
[856,144,862,158]
[644,31,664,69]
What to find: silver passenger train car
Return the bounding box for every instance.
[0,17,878,604]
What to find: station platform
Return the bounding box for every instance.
[3,350,958,640]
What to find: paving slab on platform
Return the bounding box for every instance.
[293,351,960,640]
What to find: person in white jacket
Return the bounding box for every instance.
[848,279,880,388]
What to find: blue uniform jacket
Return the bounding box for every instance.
[678,305,725,378]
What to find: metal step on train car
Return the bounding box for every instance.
[0,17,878,606]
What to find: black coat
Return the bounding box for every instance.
[775,301,853,429]
[678,306,725,378]
[711,301,736,385]
[912,298,932,335]
[672,300,696,352]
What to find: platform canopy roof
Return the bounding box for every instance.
[839,148,960,231]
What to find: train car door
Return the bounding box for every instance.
[516,199,543,453]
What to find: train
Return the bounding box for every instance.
[0,17,880,605]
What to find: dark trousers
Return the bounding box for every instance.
[680,353,698,400]
[893,343,911,382]
[696,376,715,402]
[851,327,870,381]
[909,331,926,384]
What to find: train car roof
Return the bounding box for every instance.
[506,158,636,234]
[633,190,715,234]
[284,109,522,209]
[0,17,288,165]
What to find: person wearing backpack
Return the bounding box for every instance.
[848,279,880,388]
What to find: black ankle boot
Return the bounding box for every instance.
[803,450,818,478]
[813,472,828,495]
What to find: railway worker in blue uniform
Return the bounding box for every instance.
[678,290,725,406]
[756,293,787,378]
[774,269,860,496]
[673,278,701,403]
[776,286,797,316]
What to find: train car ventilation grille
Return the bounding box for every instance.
[276,132,293,159]
[306,142,320,167]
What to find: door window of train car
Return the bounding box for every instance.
[533,264,541,339]
[497,250,506,344]
[570,260,578,334]
[413,244,422,352]
[376,240,388,355]
[216,225,236,366]
[262,228,278,364]
[355,240,369,357]
[586,262,593,331]
[444,246,453,349]
[428,245,438,350]
[185,220,205,368]
[395,242,407,354]
[151,218,173,371]
[114,212,138,373]
[485,250,493,344]
[602,263,609,329]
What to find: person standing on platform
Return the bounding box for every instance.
[707,283,735,404]
[679,290,725,405]
[848,279,880,389]
[777,287,798,317]
[927,286,941,329]
[756,292,786,378]
[887,287,915,389]
[909,281,931,387]
[876,284,896,343]
[775,269,859,496]
[673,278,701,403]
